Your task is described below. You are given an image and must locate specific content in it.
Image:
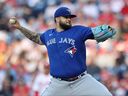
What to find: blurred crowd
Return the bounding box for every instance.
[0,0,128,96]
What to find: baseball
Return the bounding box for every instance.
[9,19,16,24]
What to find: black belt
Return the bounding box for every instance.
[54,71,87,82]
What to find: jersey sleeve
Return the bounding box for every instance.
[80,26,94,41]
[40,32,46,45]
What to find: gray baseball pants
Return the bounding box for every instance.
[41,73,112,96]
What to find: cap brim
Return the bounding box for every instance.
[70,15,77,18]
[63,15,77,18]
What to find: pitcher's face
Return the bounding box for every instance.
[58,16,72,30]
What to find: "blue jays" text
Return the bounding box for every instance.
[46,38,75,46]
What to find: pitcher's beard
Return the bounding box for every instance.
[59,22,72,30]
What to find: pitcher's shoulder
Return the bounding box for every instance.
[41,28,54,35]
[72,25,90,29]
[72,25,91,31]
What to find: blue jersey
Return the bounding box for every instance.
[40,25,94,78]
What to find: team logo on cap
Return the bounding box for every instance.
[64,46,77,57]
[67,9,71,14]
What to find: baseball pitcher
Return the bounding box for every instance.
[9,7,116,96]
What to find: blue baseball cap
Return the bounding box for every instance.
[54,7,76,18]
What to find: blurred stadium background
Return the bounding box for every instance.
[0,0,128,96]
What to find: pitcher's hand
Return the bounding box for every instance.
[9,17,21,29]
